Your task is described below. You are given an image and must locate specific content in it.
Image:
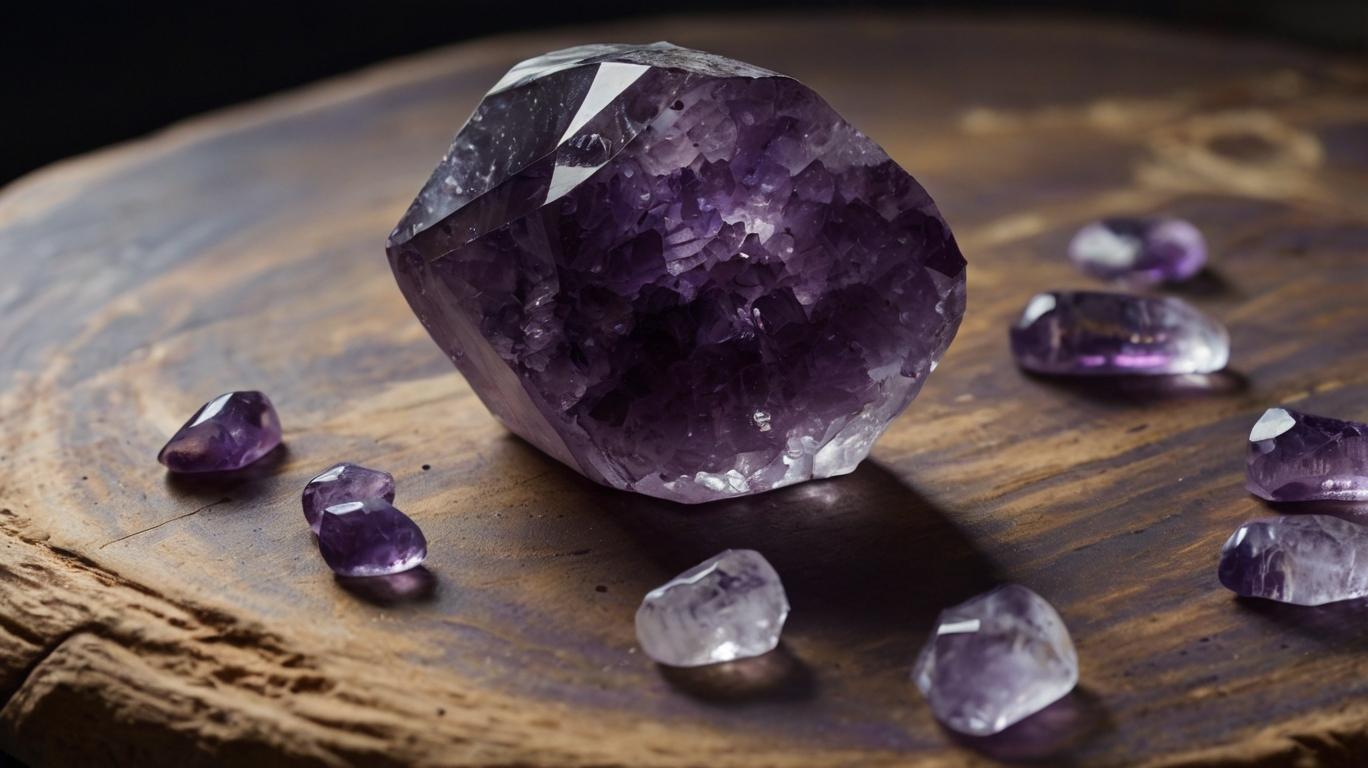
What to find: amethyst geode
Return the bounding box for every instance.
[386,43,966,503]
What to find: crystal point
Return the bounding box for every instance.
[317,499,427,577]
[1069,217,1206,284]
[1219,515,1368,605]
[157,391,282,473]
[386,42,966,503]
[1246,408,1368,502]
[913,585,1078,736]
[635,549,789,667]
[1009,291,1229,375]
[302,463,397,533]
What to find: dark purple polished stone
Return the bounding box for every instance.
[1009,291,1229,376]
[1246,408,1368,502]
[317,499,427,577]
[1068,217,1206,284]
[302,463,396,533]
[385,43,966,503]
[157,391,282,473]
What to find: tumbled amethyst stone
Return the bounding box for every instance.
[157,391,282,473]
[913,585,1078,736]
[1246,408,1368,502]
[1069,217,1206,284]
[385,43,966,504]
[1219,515,1368,605]
[302,463,397,534]
[317,499,427,577]
[1010,291,1229,376]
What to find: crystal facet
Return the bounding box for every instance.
[913,585,1078,737]
[157,391,283,473]
[302,463,397,534]
[1246,408,1368,502]
[317,499,427,577]
[635,549,789,667]
[1009,291,1229,376]
[1219,515,1368,605]
[385,42,966,504]
[1068,217,1206,284]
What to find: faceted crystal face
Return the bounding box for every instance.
[1009,291,1229,376]
[157,391,282,473]
[1219,515,1368,605]
[317,499,427,577]
[913,585,1078,737]
[386,42,966,504]
[635,549,789,667]
[1246,408,1368,502]
[302,463,397,533]
[1068,217,1206,284]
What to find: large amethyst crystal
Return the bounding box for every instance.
[386,43,966,503]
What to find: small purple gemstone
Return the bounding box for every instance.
[1009,291,1229,376]
[1246,408,1368,502]
[385,43,966,504]
[1069,217,1206,284]
[317,499,427,577]
[913,585,1077,736]
[302,463,397,534]
[1219,515,1368,605]
[157,391,282,473]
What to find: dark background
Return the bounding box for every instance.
[1,1,1365,186]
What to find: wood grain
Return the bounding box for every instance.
[2,12,1367,767]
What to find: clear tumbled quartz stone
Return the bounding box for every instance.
[634,549,790,667]
[913,585,1078,736]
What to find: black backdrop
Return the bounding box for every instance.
[1,0,1365,184]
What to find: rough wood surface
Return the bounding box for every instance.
[2,12,1367,767]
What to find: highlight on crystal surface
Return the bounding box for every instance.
[317,499,427,577]
[157,391,282,473]
[1009,291,1229,376]
[635,549,789,667]
[1246,407,1368,502]
[913,584,1078,737]
[302,463,397,533]
[1219,515,1368,605]
[1068,217,1206,284]
[385,42,966,504]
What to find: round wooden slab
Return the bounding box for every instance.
[2,13,1367,768]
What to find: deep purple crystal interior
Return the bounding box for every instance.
[1068,217,1206,284]
[302,463,397,533]
[1009,291,1229,376]
[1246,408,1368,502]
[1219,515,1368,605]
[317,499,427,577]
[157,391,282,473]
[386,42,966,503]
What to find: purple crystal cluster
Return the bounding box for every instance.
[1010,291,1229,376]
[1068,217,1206,284]
[302,463,424,577]
[1219,515,1368,605]
[158,391,282,473]
[1246,408,1368,502]
[386,43,966,504]
[913,585,1077,736]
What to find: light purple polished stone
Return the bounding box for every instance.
[302,463,397,534]
[317,499,427,577]
[913,585,1078,736]
[1068,217,1206,284]
[385,43,966,504]
[1219,515,1368,605]
[157,391,282,473]
[1009,291,1229,376]
[635,549,789,667]
[1246,408,1368,502]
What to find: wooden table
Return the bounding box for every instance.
[2,13,1366,767]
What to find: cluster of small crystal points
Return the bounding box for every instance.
[386,42,966,504]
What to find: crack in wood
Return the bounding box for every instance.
[97,497,231,550]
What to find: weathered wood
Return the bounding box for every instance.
[2,12,1367,767]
